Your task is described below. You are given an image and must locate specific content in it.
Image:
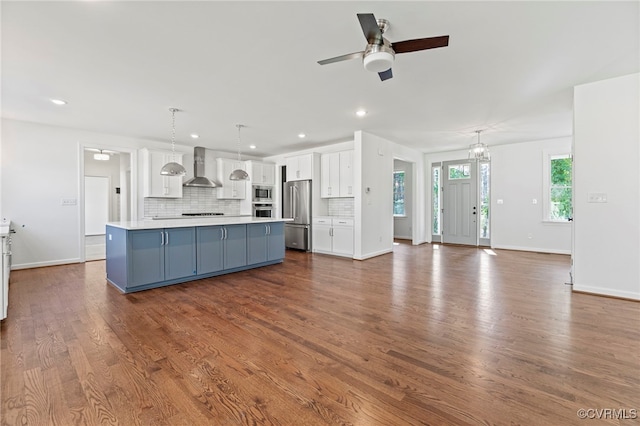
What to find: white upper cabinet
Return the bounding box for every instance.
[320,150,354,198]
[339,150,354,197]
[320,152,340,197]
[141,148,184,198]
[247,161,276,186]
[285,153,314,181]
[216,158,247,199]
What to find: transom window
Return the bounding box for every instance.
[448,164,470,180]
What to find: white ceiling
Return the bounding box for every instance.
[2,1,638,157]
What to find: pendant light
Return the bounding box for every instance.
[468,130,490,162]
[229,124,250,181]
[160,108,187,176]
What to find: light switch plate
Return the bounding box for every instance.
[497,199,504,205]
[61,198,77,206]
[587,192,607,203]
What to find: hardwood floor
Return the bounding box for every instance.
[2,243,639,425]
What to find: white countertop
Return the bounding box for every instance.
[107,216,291,230]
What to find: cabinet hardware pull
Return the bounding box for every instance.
[160,231,164,245]
[165,232,169,245]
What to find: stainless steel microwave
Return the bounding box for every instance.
[253,185,273,202]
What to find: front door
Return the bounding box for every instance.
[442,160,478,245]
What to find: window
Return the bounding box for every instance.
[393,171,405,216]
[448,164,470,179]
[479,162,490,239]
[543,153,572,221]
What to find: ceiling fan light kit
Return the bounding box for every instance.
[317,13,449,81]
[363,44,394,73]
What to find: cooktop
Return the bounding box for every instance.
[182,212,224,217]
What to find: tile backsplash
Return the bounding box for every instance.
[144,187,240,217]
[328,198,354,217]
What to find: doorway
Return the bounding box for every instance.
[442,160,478,245]
[81,146,136,262]
[434,159,491,247]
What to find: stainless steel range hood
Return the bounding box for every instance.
[183,146,221,188]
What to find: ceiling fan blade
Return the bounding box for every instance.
[317,51,364,65]
[378,68,393,81]
[392,35,449,54]
[357,13,383,44]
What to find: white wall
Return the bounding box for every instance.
[425,137,572,254]
[354,131,394,259]
[1,118,185,269]
[573,73,640,300]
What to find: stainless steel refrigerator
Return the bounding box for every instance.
[283,180,311,251]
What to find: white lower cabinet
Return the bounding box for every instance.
[312,217,353,257]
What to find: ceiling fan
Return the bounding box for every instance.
[317,13,449,81]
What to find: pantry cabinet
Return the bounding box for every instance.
[141,148,184,198]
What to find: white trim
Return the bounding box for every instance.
[353,247,393,260]
[491,244,571,255]
[573,284,640,301]
[12,258,82,270]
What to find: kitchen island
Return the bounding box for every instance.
[106,217,287,293]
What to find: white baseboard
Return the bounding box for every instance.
[354,248,393,260]
[11,258,82,270]
[573,284,640,301]
[491,244,571,255]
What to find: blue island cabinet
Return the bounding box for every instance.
[196,224,247,274]
[106,220,285,293]
[129,227,196,288]
[247,222,285,264]
[106,225,196,292]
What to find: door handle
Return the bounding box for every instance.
[165,231,169,245]
[220,228,225,240]
[160,231,164,245]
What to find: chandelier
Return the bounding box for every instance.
[468,130,490,162]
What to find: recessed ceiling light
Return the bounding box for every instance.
[356,109,367,117]
[298,133,306,139]
[249,145,257,150]
[50,98,67,105]
[190,133,199,139]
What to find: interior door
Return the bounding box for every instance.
[85,176,109,236]
[442,160,478,245]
